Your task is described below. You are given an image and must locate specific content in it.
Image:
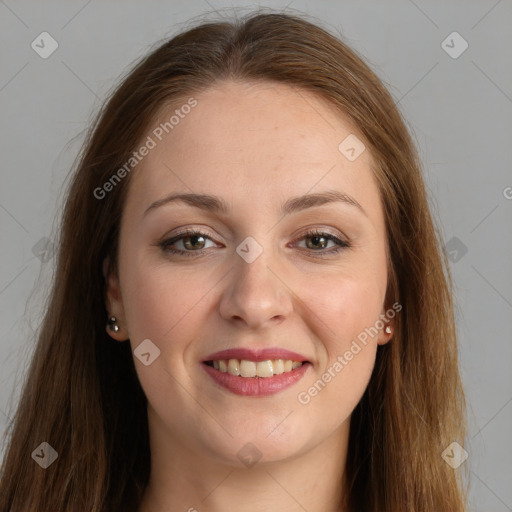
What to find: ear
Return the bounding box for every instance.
[376,305,396,346]
[103,256,129,341]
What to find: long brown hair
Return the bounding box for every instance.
[0,10,467,511]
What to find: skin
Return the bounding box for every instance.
[104,80,394,512]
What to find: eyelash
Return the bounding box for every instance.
[158,228,351,258]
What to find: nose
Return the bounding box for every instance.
[218,247,293,330]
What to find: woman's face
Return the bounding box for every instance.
[106,80,392,467]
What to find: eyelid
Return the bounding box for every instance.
[289,229,350,254]
[157,226,351,257]
[158,227,220,250]
[162,225,347,243]
[156,234,352,259]
[291,225,347,243]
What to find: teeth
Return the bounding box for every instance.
[272,359,284,375]
[227,359,240,376]
[273,359,284,374]
[240,360,257,377]
[210,358,304,378]
[256,360,273,378]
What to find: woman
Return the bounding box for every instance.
[0,10,467,511]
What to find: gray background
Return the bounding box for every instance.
[1,0,511,510]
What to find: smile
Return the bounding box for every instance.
[206,358,304,377]
[201,359,311,396]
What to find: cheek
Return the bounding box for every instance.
[120,256,214,351]
[295,276,382,425]
[120,262,214,404]
[302,270,386,352]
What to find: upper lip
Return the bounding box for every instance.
[203,347,309,363]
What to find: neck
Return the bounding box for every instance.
[139,407,350,512]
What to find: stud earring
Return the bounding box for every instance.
[107,316,120,333]
[385,325,392,335]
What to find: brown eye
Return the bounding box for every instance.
[293,230,350,256]
[182,234,206,250]
[305,234,330,250]
[158,230,217,256]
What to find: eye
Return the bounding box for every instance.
[158,229,218,256]
[157,227,350,258]
[293,229,350,255]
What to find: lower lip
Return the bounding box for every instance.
[201,362,311,396]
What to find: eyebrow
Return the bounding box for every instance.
[143,189,367,217]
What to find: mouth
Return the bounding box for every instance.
[203,358,308,378]
[201,348,312,396]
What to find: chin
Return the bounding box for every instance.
[200,418,314,467]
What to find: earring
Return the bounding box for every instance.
[385,325,392,335]
[107,316,120,333]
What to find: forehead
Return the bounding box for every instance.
[124,80,383,226]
